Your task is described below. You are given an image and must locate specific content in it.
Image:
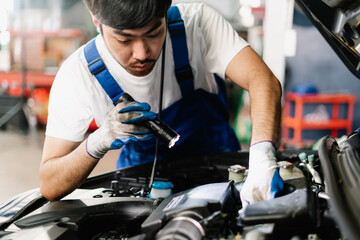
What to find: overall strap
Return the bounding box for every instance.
[84,38,124,105]
[167,6,194,97]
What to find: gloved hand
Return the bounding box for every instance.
[240,141,284,209]
[86,100,156,159]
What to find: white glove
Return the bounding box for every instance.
[86,100,156,159]
[240,141,284,209]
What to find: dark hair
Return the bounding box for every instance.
[83,0,172,30]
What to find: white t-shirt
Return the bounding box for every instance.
[46,3,249,142]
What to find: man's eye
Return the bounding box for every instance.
[118,39,131,44]
[147,31,160,39]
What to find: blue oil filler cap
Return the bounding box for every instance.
[148,181,174,199]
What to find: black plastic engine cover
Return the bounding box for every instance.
[141,181,240,238]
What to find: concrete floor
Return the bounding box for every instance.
[0,126,118,203]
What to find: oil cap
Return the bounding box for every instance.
[278,161,295,179]
[228,164,246,183]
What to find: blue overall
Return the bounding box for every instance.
[84,6,240,169]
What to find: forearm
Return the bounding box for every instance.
[40,140,99,201]
[225,47,282,146]
[248,73,282,146]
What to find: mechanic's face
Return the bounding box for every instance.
[93,16,166,77]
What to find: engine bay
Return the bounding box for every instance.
[2,132,359,240]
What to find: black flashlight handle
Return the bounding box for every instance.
[118,93,180,148]
[143,118,179,145]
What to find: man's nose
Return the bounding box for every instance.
[132,40,150,61]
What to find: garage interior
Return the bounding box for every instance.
[1,0,360,204]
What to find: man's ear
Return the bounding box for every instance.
[91,13,100,28]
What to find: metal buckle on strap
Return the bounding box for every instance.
[175,66,193,83]
[88,57,106,75]
[168,21,185,34]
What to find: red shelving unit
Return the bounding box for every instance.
[282,92,357,146]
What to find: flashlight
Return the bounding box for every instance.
[118,93,180,148]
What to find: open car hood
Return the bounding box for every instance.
[295,0,360,79]
[294,1,360,239]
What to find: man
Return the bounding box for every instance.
[40,0,283,208]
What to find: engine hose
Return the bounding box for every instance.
[156,216,205,240]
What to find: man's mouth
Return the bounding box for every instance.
[131,61,154,72]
